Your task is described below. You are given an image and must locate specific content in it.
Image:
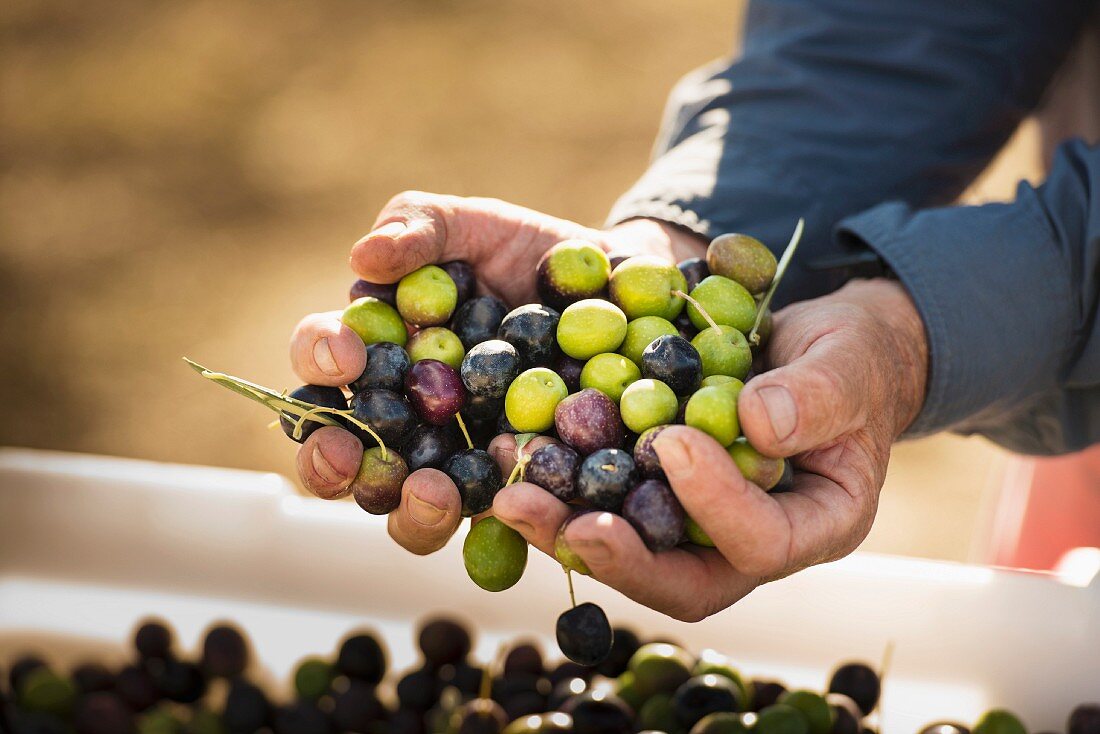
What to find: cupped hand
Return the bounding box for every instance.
[493,278,929,621]
[287,191,706,555]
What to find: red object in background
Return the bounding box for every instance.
[990,445,1100,571]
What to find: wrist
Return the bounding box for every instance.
[601,218,707,263]
[851,278,929,436]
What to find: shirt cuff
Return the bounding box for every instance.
[835,196,1073,439]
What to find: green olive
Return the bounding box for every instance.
[463,516,529,592]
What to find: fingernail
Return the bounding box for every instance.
[408,494,447,526]
[311,446,344,483]
[757,385,798,442]
[367,221,406,240]
[572,538,612,566]
[313,337,341,376]
[653,434,692,480]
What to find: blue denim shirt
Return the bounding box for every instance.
[608,0,1100,455]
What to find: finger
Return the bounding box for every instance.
[652,425,789,577]
[738,326,868,458]
[654,425,874,579]
[296,426,363,500]
[487,433,559,478]
[387,468,464,555]
[289,311,367,387]
[492,482,572,555]
[350,192,484,284]
[564,510,757,622]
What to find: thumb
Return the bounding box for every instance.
[350,191,478,284]
[738,333,868,457]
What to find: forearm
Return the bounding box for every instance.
[839,140,1100,454]
[609,0,1095,305]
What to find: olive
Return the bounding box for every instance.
[559,691,633,734]
[200,623,249,678]
[755,704,810,734]
[223,679,271,734]
[556,603,613,666]
[336,632,387,684]
[672,675,743,729]
[444,449,504,517]
[351,341,411,393]
[451,296,510,350]
[628,643,693,697]
[827,662,879,716]
[1070,705,1100,734]
[418,617,473,668]
[133,620,174,661]
[463,516,528,591]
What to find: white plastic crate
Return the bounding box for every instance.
[1,448,1097,731]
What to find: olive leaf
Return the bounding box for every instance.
[514,432,539,451]
[184,357,387,454]
[184,358,341,424]
[749,217,804,346]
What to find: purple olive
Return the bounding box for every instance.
[440,261,477,306]
[621,479,685,551]
[405,359,468,426]
[525,443,581,502]
[633,424,670,480]
[554,389,625,456]
[554,354,585,393]
[350,279,398,306]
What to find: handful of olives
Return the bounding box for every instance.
[191,226,803,666]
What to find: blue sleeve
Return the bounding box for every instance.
[838,140,1100,455]
[607,0,1095,305]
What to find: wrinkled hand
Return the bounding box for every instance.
[287,191,704,554]
[493,278,929,621]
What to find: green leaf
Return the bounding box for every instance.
[514,432,539,451]
[749,217,804,345]
[183,358,342,426]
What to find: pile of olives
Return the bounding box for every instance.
[6,616,1097,734]
[193,229,799,665]
[193,230,800,661]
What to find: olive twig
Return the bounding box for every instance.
[185,357,388,459]
[454,412,474,450]
[671,290,720,331]
[749,217,804,346]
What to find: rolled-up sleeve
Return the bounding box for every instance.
[838,140,1100,455]
[608,0,1095,304]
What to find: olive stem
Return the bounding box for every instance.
[671,290,720,332]
[455,412,474,450]
[877,640,895,713]
[504,455,530,487]
[478,659,493,701]
[307,406,389,462]
[565,567,576,609]
[749,217,804,346]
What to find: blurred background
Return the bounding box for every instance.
[1,0,1044,563]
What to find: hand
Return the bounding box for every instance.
[493,278,929,621]
[288,191,706,553]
